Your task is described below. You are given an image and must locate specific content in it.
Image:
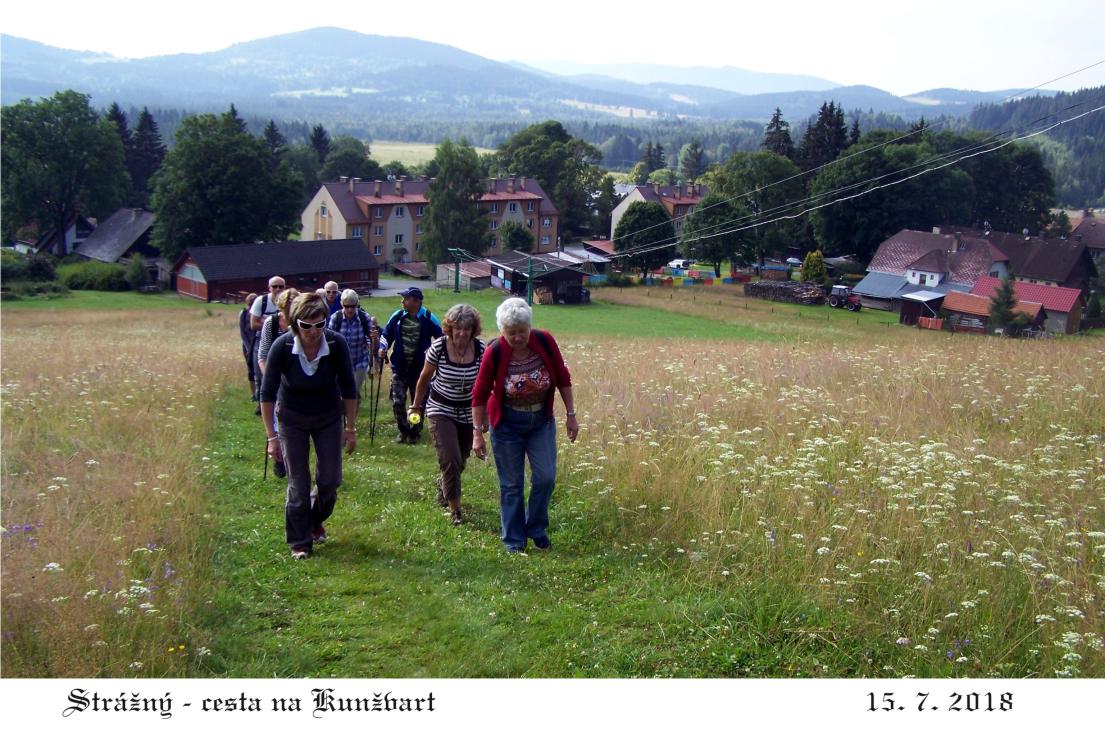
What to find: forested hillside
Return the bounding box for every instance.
[970,86,1105,208]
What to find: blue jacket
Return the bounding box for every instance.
[381,305,442,373]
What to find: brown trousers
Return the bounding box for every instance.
[428,415,473,503]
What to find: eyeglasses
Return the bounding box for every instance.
[341,303,357,309]
[296,319,327,330]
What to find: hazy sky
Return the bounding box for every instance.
[3,0,1103,96]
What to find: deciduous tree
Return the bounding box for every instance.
[422,139,490,269]
[319,136,383,183]
[497,220,535,253]
[1,90,127,252]
[680,192,747,277]
[150,108,302,261]
[613,200,675,276]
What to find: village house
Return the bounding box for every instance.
[854,226,1097,313]
[609,182,707,241]
[484,250,587,304]
[73,208,165,285]
[1071,215,1105,261]
[300,176,559,267]
[172,239,378,303]
[969,275,1084,335]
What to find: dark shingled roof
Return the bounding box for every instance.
[179,240,377,281]
[941,225,1094,284]
[74,208,156,263]
[1071,217,1105,252]
[868,229,995,285]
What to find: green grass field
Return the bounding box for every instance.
[371,140,495,167]
[2,289,1102,678]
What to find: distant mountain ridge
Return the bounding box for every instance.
[0,27,1048,125]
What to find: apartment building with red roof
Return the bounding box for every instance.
[301,175,559,266]
[609,182,708,241]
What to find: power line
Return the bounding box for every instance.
[608,60,1105,249]
[609,101,1105,262]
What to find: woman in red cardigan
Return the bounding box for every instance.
[472,297,579,553]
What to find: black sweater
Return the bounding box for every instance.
[260,329,358,415]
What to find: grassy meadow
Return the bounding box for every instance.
[371,140,495,167]
[1,288,1102,677]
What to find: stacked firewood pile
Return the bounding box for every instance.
[743,280,826,305]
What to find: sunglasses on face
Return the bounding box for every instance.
[297,319,327,330]
[326,290,338,294]
[342,303,357,309]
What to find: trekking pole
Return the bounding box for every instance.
[371,356,385,445]
[263,436,269,480]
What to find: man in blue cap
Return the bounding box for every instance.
[379,287,442,444]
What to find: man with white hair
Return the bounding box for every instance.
[323,281,342,316]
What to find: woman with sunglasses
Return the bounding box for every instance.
[260,292,358,560]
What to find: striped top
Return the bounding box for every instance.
[424,336,485,425]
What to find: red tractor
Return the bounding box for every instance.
[828,284,862,311]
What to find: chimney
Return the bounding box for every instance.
[489,178,497,194]
[652,183,660,195]
[519,176,526,190]
[339,176,348,184]
[373,180,381,197]
[675,185,683,198]
[349,177,360,193]
[507,177,515,193]
[932,226,941,235]
[395,179,403,196]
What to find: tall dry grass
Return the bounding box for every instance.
[1,307,237,676]
[558,318,1105,676]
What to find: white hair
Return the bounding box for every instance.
[340,288,359,306]
[496,297,533,332]
[325,281,339,290]
[315,288,327,298]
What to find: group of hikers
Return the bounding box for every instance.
[237,278,578,559]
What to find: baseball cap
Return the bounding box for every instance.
[399,287,424,299]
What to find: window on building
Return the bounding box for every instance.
[416,205,425,217]
[541,235,550,245]
[542,217,551,227]
[320,205,328,218]
[359,271,370,280]
[351,226,363,238]
[416,224,423,235]
[490,202,499,214]
[490,220,498,230]
[394,233,404,245]
[527,202,535,212]
[990,271,999,277]
[509,202,518,213]
[373,244,382,256]
[374,207,382,218]
[374,225,383,237]
[491,238,497,248]
[395,206,405,218]
[315,232,324,239]
[526,219,534,228]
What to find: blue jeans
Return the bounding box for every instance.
[490,407,557,550]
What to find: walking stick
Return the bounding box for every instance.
[370,355,385,446]
[263,437,269,480]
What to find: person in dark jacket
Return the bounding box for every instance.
[378,287,442,444]
[239,293,260,405]
[472,297,578,553]
[260,292,358,560]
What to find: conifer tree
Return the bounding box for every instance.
[988,272,1030,336]
[263,120,287,168]
[796,102,848,173]
[129,108,166,209]
[310,124,332,165]
[762,108,795,160]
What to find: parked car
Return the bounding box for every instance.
[668,259,693,269]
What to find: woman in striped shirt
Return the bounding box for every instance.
[411,304,485,526]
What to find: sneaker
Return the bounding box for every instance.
[291,546,311,560]
[274,460,286,478]
[505,546,527,555]
[254,405,262,416]
[312,525,327,544]
[532,536,552,550]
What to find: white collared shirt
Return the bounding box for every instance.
[292,333,330,376]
